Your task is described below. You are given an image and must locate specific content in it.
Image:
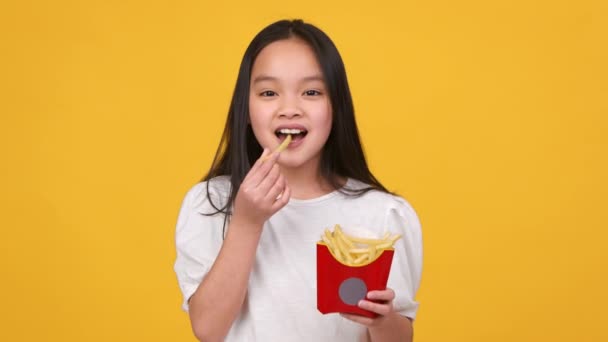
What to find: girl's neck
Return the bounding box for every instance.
[280,162,337,200]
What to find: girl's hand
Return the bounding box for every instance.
[231,148,291,230]
[340,288,397,327]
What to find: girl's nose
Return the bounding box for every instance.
[278,109,302,118]
[277,98,302,118]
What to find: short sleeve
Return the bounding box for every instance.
[384,196,423,321]
[173,181,228,312]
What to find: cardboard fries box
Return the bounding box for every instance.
[316,243,394,318]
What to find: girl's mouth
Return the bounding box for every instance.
[275,128,308,143]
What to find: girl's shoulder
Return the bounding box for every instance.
[343,178,419,221]
[182,175,231,214]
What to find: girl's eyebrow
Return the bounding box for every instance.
[252,75,277,84]
[300,75,325,83]
[252,74,324,84]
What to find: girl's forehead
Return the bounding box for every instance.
[251,38,323,81]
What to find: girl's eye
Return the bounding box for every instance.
[260,90,277,97]
[304,90,321,96]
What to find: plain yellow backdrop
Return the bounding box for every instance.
[1,0,607,341]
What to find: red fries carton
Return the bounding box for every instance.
[316,243,395,318]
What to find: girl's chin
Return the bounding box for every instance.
[278,152,322,169]
[276,157,299,168]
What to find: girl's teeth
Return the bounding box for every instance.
[279,129,303,134]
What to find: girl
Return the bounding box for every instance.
[174,19,422,341]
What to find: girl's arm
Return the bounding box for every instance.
[187,149,290,341]
[187,218,262,341]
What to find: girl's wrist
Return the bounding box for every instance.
[367,312,412,341]
[228,215,264,236]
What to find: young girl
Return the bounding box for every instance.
[174,19,422,341]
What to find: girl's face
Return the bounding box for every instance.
[249,38,332,171]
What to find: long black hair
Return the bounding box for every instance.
[201,19,390,227]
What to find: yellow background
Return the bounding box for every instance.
[1,0,607,341]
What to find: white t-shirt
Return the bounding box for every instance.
[174,176,423,341]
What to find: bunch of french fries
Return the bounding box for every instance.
[320,224,401,266]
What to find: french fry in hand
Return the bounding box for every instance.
[319,224,401,266]
[262,134,292,162]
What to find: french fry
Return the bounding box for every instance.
[353,254,367,264]
[324,230,342,261]
[333,242,343,261]
[334,225,354,249]
[375,242,392,250]
[261,134,292,161]
[348,248,369,254]
[336,235,353,264]
[367,245,376,262]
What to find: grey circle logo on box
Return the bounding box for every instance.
[338,277,367,305]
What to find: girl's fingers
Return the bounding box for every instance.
[367,288,395,301]
[249,151,279,187]
[357,299,392,316]
[244,148,269,182]
[265,173,286,202]
[257,162,280,193]
[271,184,291,211]
[356,289,395,316]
